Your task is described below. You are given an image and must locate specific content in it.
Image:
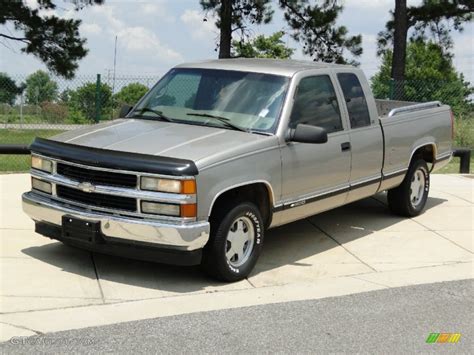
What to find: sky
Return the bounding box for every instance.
[0,0,472,84]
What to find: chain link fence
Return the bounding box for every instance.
[371,78,474,151]
[373,78,473,114]
[0,73,160,172]
[0,73,160,126]
[0,73,472,172]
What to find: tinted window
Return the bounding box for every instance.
[150,72,201,108]
[290,75,343,133]
[337,73,371,128]
[134,69,289,133]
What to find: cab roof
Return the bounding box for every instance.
[175,58,353,77]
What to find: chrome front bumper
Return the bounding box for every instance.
[22,192,210,251]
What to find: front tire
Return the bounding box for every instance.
[202,202,264,282]
[387,159,430,217]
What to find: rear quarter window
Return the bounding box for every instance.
[337,73,371,129]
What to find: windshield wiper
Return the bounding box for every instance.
[131,108,174,122]
[248,130,273,136]
[186,112,249,133]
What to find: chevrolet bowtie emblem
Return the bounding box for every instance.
[77,182,96,193]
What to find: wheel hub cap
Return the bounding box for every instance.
[410,169,425,207]
[226,216,255,268]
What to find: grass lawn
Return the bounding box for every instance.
[0,114,46,125]
[433,155,473,174]
[0,129,63,173]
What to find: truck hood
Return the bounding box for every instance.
[51,119,279,169]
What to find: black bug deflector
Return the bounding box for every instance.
[29,137,199,176]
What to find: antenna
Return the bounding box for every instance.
[112,35,118,94]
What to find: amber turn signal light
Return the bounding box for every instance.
[181,180,196,194]
[180,204,197,218]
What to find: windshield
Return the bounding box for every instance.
[130,68,289,133]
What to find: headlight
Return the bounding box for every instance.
[31,177,52,194]
[31,156,53,173]
[140,177,196,194]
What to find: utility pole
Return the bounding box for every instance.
[106,69,112,85]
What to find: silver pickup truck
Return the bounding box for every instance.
[23,59,453,281]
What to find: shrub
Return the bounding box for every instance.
[455,116,474,148]
[67,109,89,124]
[40,102,68,123]
[114,83,148,107]
[21,105,41,115]
[69,82,113,121]
[0,103,12,114]
[25,70,58,104]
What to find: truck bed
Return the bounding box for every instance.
[377,100,452,183]
[375,99,442,118]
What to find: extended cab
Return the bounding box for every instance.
[23,59,453,281]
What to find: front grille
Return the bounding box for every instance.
[57,163,137,188]
[56,185,137,212]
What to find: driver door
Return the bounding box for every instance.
[277,74,352,225]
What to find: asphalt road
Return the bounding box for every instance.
[1,279,472,354]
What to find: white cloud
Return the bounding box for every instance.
[180,9,216,41]
[343,0,421,9]
[86,4,183,64]
[452,30,474,81]
[37,7,57,18]
[343,0,392,9]
[141,3,160,14]
[358,34,381,79]
[117,26,183,62]
[138,2,175,22]
[24,0,39,9]
[81,23,102,35]
[453,31,474,59]
[91,5,124,33]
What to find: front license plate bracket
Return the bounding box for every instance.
[62,215,101,243]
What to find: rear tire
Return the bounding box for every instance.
[387,159,430,217]
[202,202,264,282]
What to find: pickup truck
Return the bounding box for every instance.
[22,59,453,281]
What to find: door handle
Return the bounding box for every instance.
[341,142,351,151]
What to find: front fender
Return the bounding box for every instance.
[195,146,282,220]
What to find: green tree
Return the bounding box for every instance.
[0,1,104,78]
[232,31,294,59]
[377,0,473,89]
[59,88,72,104]
[371,41,473,117]
[0,73,21,105]
[25,70,58,104]
[202,0,362,64]
[201,0,274,59]
[279,0,362,64]
[114,83,149,106]
[69,82,113,121]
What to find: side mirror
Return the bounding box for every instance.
[119,104,133,118]
[287,124,328,144]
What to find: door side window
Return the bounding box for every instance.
[337,73,371,129]
[289,75,343,133]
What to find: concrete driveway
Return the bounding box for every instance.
[0,173,472,341]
